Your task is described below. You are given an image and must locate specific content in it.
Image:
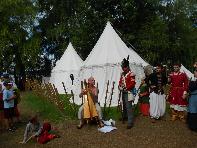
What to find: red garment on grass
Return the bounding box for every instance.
[168,72,189,106]
[37,122,57,144]
[140,103,150,116]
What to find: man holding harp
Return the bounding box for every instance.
[77,77,103,129]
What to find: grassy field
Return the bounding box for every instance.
[19,92,122,122]
[20,92,67,122]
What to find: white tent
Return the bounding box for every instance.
[180,64,194,80]
[49,43,83,101]
[79,22,147,107]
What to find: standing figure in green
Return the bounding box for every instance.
[138,77,150,116]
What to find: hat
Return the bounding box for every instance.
[3,80,11,86]
[173,63,181,67]
[156,63,163,69]
[121,56,130,68]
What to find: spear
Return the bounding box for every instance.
[107,81,115,116]
[71,89,76,114]
[62,82,67,95]
[80,81,84,105]
[103,80,110,119]
[96,82,99,104]
[117,89,122,112]
[116,89,124,123]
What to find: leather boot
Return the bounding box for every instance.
[171,109,178,121]
[178,111,186,123]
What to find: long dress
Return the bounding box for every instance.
[168,72,188,111]
[148,72,167,119]
[138,84,150,116]
[187,79,197,131]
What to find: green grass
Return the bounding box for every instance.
[22,92,161,123]
[59,94,80,120]
[21,92,66,123]
[102,103,140,120]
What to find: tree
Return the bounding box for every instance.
[0,0,40,89]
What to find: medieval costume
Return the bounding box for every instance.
[168,64,189,121]
[22,116,59,144]
[37,122,59,144]
[138,78,150,116]
[22,116,42,143]
[119,58,136,129]
[187,66,197,131]
[148,64,167,121]
[77,77,103,129]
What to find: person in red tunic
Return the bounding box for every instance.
[168,63,189,122]
[119,57,136,129]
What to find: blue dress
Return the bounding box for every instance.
[187,80,197,131]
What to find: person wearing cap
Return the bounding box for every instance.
[148,64,167,123]
[3,81,16,132]
[168,63,189,122]
[119,58,136,129]
[77,76,103,129]
[187,63,197,131]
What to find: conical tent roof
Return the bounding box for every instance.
[80,22,146,107]
[53,42,83,72]
[50,42,83,96]
[83,21,148,67]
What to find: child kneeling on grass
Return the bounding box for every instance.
[21,115,59,144]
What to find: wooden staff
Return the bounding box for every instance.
[107,81,115,115]
[96,82,99,104]
[103,80,110,119]
[53,84,59,96]
[81,81,84,105]
[117,89,124,123]
[70,89,76,112]
[71,90,75,104]
[117,89,122,112]
[19,134,34,144]
[62,82,67,95]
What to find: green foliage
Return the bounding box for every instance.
[0,0,197,74]
[59,94,80,120]
[0,0,40,76]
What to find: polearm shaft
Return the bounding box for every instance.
[117,90,122,112]
[96,82,99,104]
[103,80,109,119]
[71,89,76,113]
[117,89,124,123]
[62,82,67,95]
[81,81,84,105]
[71,90,75,104]
[107,81,115,115]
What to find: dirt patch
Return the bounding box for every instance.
[0,115,197,148]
